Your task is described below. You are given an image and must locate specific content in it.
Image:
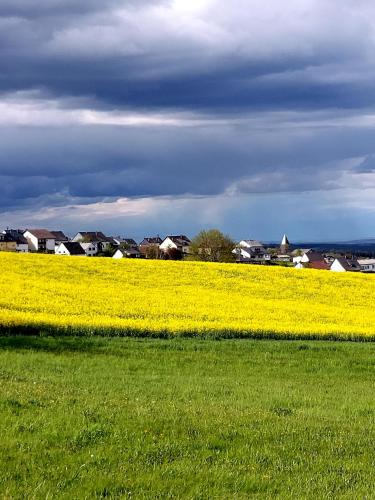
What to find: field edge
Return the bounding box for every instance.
[1,325,375,342]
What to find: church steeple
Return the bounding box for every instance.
[280,234,290,254]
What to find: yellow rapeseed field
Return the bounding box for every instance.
[0,252,374,340]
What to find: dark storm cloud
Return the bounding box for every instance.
[0,0,374,113]
[0,120,374,211]
[0,0,161,17]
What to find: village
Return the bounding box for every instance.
[0,227,374,273]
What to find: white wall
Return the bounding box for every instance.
[113,249,124,259]
[55,243,70,255]
[159,238,177,251]
[16,244,29,253]
[80,242,98,256]
[23,231,38,252]
[46,239,55,252]
[301,253,311,263]
[330,259,346,272]
[358,260,375,272]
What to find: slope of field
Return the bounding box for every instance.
[0,252,374,339]
[1,337,375,497]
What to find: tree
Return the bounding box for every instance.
[188,229,235,263]
[163,247,182,260]
[98,244,116,257]
[145,245,162,260]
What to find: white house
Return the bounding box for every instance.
[235,240,271,262]
[55,242,86,256]
[330,258,361,272]
[79,242,99,257]
[300,251,325,264]
[292,249,311,264]
[113,247,141,259]
[159,235,191,255]
[358,259,375,273]
[72,231,112,256]
[23,229,55,253]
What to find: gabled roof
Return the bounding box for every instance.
[308,261,330,270]
[117,238,138,247]
[291,248,311,256]
[140,236,163,245]
[304,251,325,263]
[164,235,191,245]
[0,233,16,243]
[333,258,361,271]
[25,229,55,239]
[123,238,138,246]
[240,240,264,248]
[116,247,140,256]
[60,242,86,255]
[50,231,68,241]
[76,231,111,242]
[2,229,28,245]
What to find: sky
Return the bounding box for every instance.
[1,0,375,242]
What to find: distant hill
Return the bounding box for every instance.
[266,239,375,256]
[293,241,375,256]
[345,238,375,245]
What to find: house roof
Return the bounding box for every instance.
[305,251,325,262]
[164,235,191,245]
[25,229,56,239]
[117,247,140,256]
[358,259,375,265]
[50,231,68,241]
[2,229,28,244]
[308,261,330,270]
[333,258,361,271]
[123,238,138,246]
[240,240,264,248]
[61,242,86,255]
[141,237,163,245]
[291,248,311,256]
[76,231,111,242]
[0,233,16,243]
[240,246,267,256]
[112,237,138,247]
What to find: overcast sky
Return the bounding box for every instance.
[1,0,375,241]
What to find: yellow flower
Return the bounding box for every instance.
[0,252,374,340]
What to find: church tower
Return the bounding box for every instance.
[280,234,290,254]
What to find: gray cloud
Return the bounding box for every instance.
[0,118,374,213]
[1,1,375,238]
[1,0,375,112]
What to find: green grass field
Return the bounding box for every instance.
[1,336,375,498]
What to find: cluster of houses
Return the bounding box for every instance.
[0,228,191,260]
[1,228,374,273]
[233,235,375,273]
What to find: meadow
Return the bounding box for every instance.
[0,252,375,340]
[1,337,375,498]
